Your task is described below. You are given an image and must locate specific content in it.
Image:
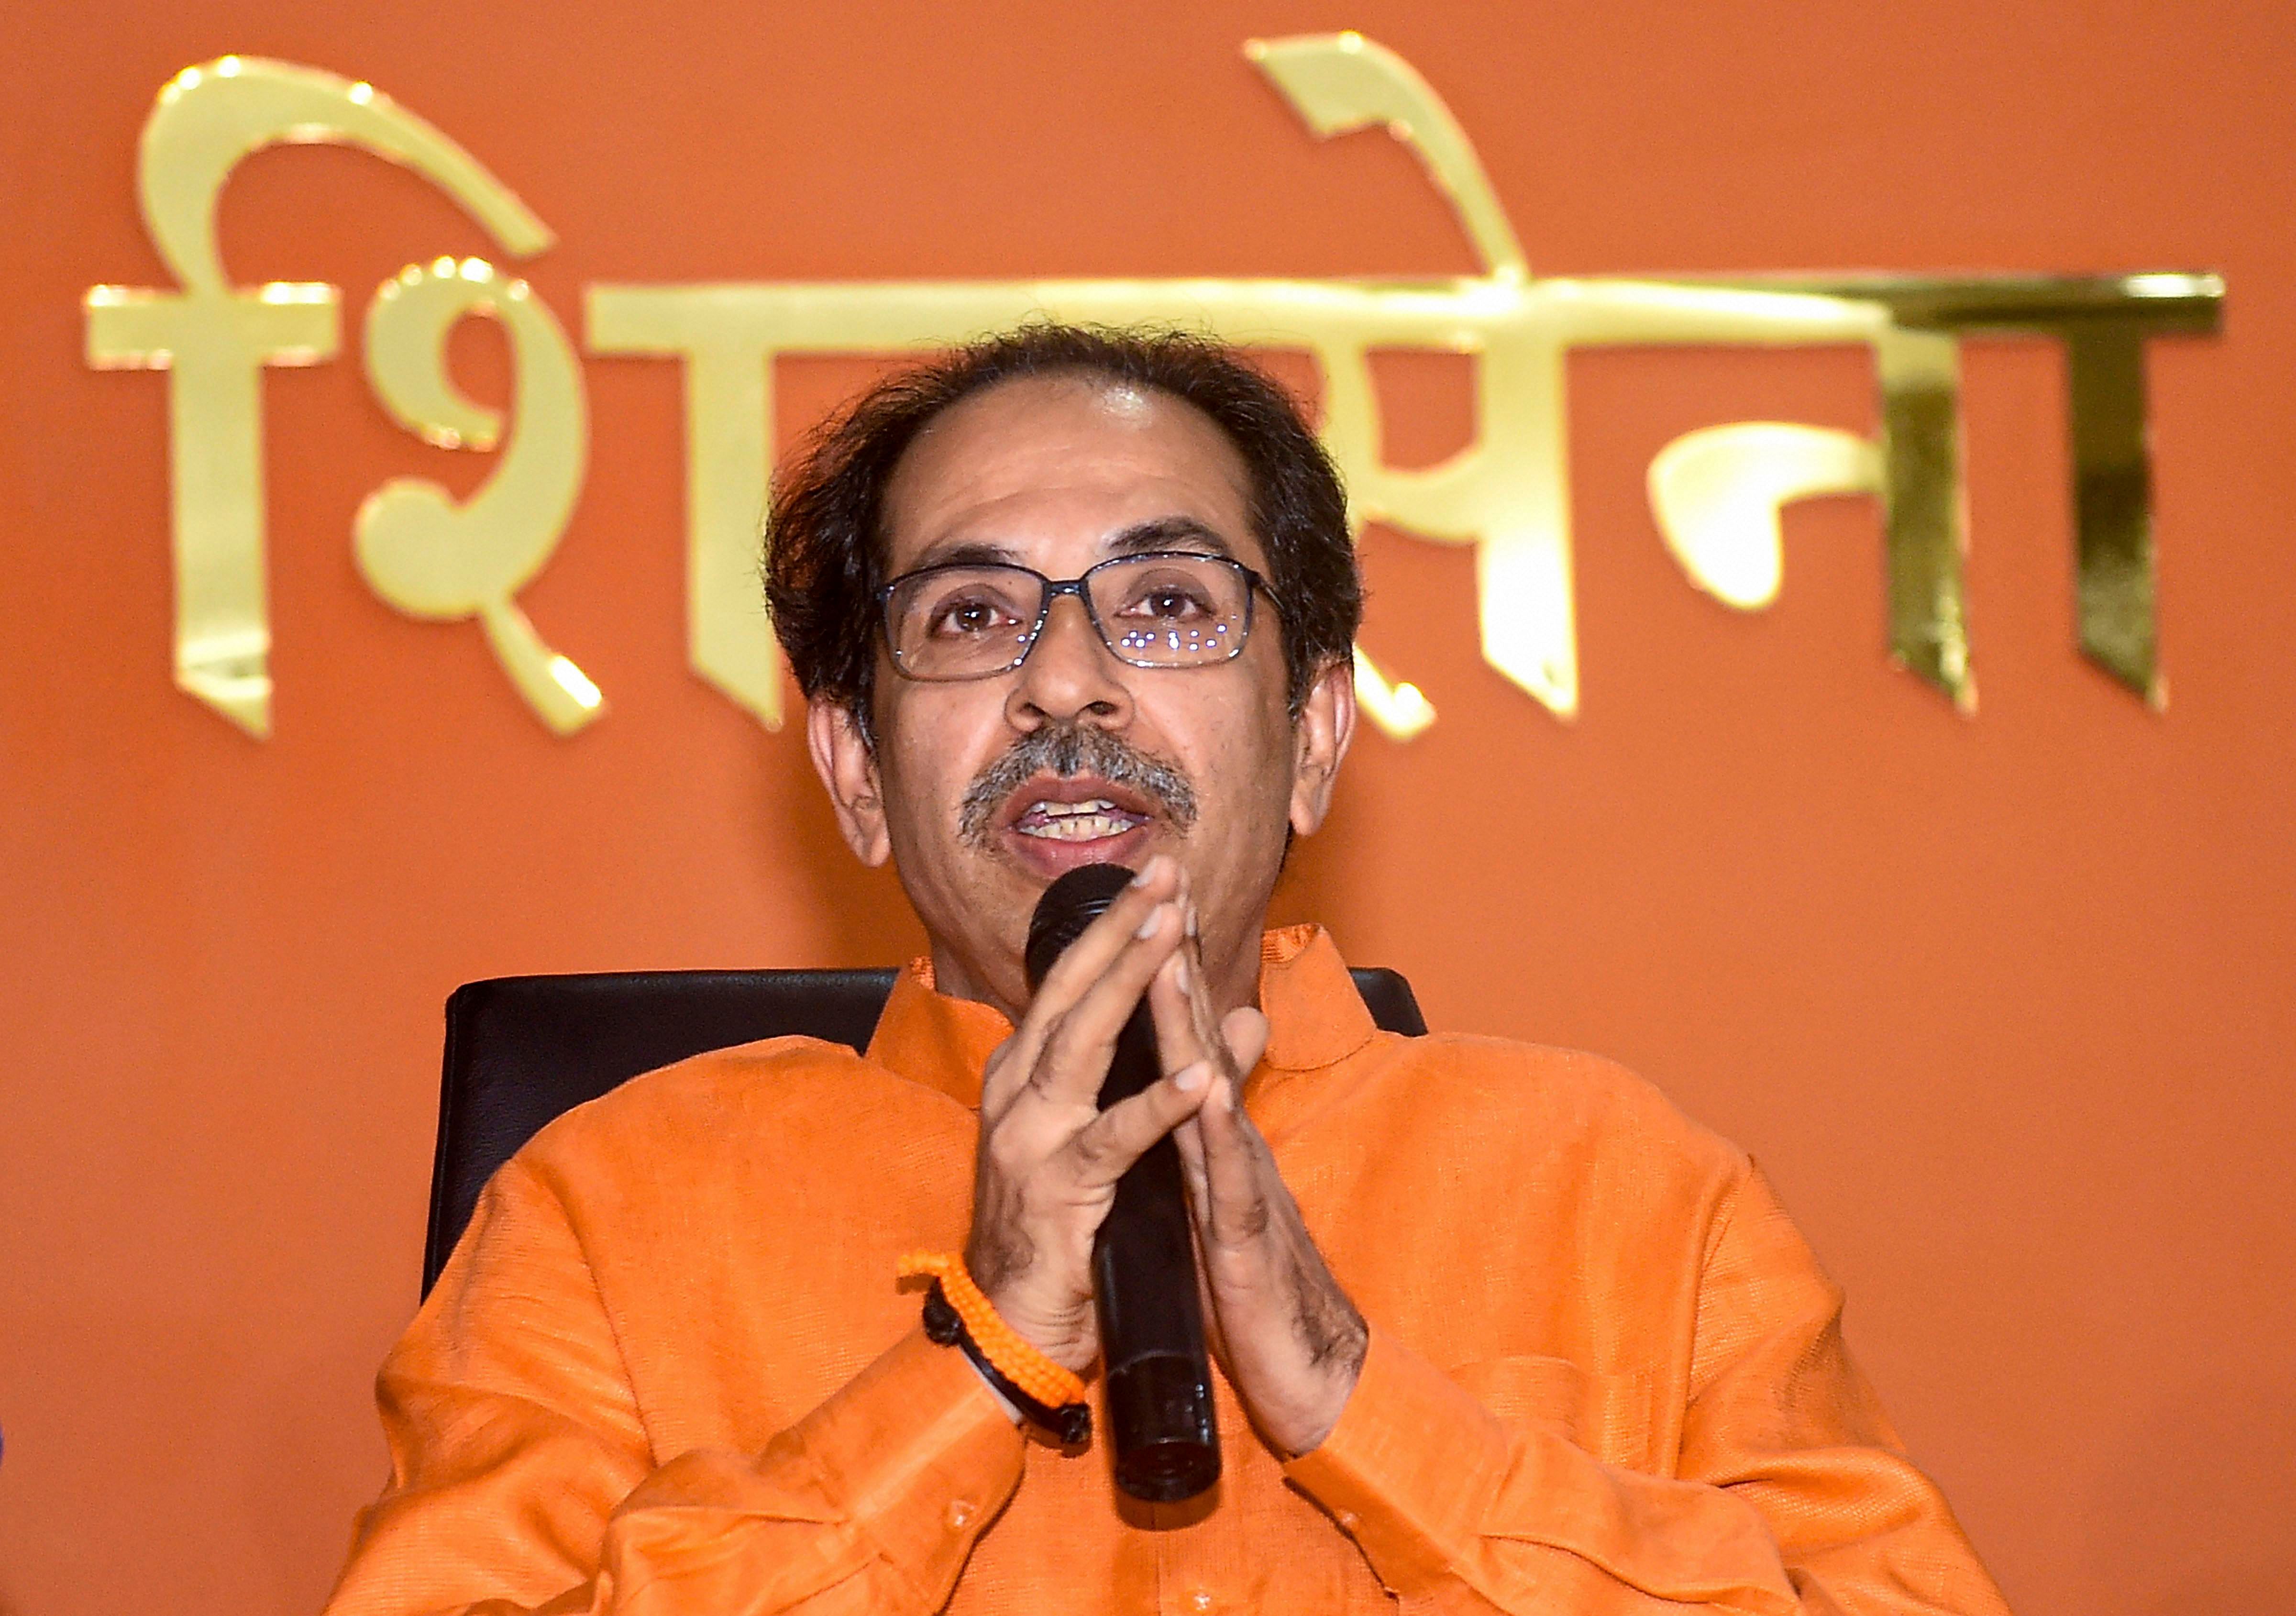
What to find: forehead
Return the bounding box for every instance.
[881,374,1262,574]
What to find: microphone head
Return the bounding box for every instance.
[1024,863,1138,990]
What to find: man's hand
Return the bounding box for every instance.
[965,856,1211,1373]
[966,853,1367,1451]
[1149,898,1369,1458]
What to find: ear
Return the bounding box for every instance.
[806,697,892,867]
[1288,654,1357,838]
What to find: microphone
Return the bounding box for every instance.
[1025,863,1220,1503]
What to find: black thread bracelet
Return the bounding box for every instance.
[921,1280,1093,1446]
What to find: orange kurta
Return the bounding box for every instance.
[325,927,2009,1616]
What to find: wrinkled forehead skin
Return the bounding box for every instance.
[880,371,1269,583]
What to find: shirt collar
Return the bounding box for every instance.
[863,923,1380,1107]
[1255,923,1379,1071]
[863,956,1012,1110]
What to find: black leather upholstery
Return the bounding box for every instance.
[423,965,1427,1297]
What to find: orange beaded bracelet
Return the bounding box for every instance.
[898,1251,1091,1428]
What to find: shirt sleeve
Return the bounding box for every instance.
[1282,1166,2011,1616]
[322,1156,1027,1616]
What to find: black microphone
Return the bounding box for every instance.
[1025,863,1220,1503]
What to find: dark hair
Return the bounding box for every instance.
[764,323,1361,735]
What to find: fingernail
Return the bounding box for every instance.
[1130,861,1156,887]
[1135,903,1168,940]
[1185,904,1199,940]
[1174,954,1192,994]
[1173,1062,1210,1092]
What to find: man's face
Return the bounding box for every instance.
[806,373,1353,1019]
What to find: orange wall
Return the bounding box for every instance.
[3,3,2292,1613]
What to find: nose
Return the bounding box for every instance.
[1004,593,1133,732]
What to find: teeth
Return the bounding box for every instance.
[1017,813,1131,841]
[1032,798,1115,817]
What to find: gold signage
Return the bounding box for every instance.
[86,38,2222,742]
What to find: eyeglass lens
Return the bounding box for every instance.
[887,554,1251,680]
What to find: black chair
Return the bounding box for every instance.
[423,966,1428,1297]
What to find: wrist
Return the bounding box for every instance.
[978,1287,1095,1375]
[901,1254,1094,1445]
[1253,1304,1368,1455]
[1268,1350,1364,1456]
[963,1236,1094,1372]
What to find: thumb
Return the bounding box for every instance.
[1220,1006,1271,1077]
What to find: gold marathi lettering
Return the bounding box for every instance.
[83,56,575,736]
[86,38,2223,741]
[360,256,600,733]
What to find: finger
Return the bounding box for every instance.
[1058,1061,1211,1190]
[998,856,1183,1082]
[1145,949,1215,1091]
[1220,1006,1270,1078]
[1172,1101,1211,1207]
[1030,855,1182,1013]
[1195,1072,1276,1252]
[1028,897,1188,1111]
[1145,919,1271,1089]
[1171,1108,1223,1271]
[976,1035,1024,1120]
[1158,1006,1264,1240]
[1185,1200,1231,1365]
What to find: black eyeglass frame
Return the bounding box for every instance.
[874,550,1276,683]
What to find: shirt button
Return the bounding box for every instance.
[946,1499,975,1530]
[1188,1591,1214,1612]
[1336,1509,1361,1531]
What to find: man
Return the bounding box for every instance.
[325,325,2010,1615]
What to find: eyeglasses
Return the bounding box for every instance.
[877,551,1271,683]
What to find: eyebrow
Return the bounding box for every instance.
[906,539,1024,572]
[1105,517,1236,559]
[904,516,1238,576]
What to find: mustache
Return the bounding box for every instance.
[958,726,1199,849]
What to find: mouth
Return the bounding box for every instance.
[958,725,1198,883]
[998,775,1158,874]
